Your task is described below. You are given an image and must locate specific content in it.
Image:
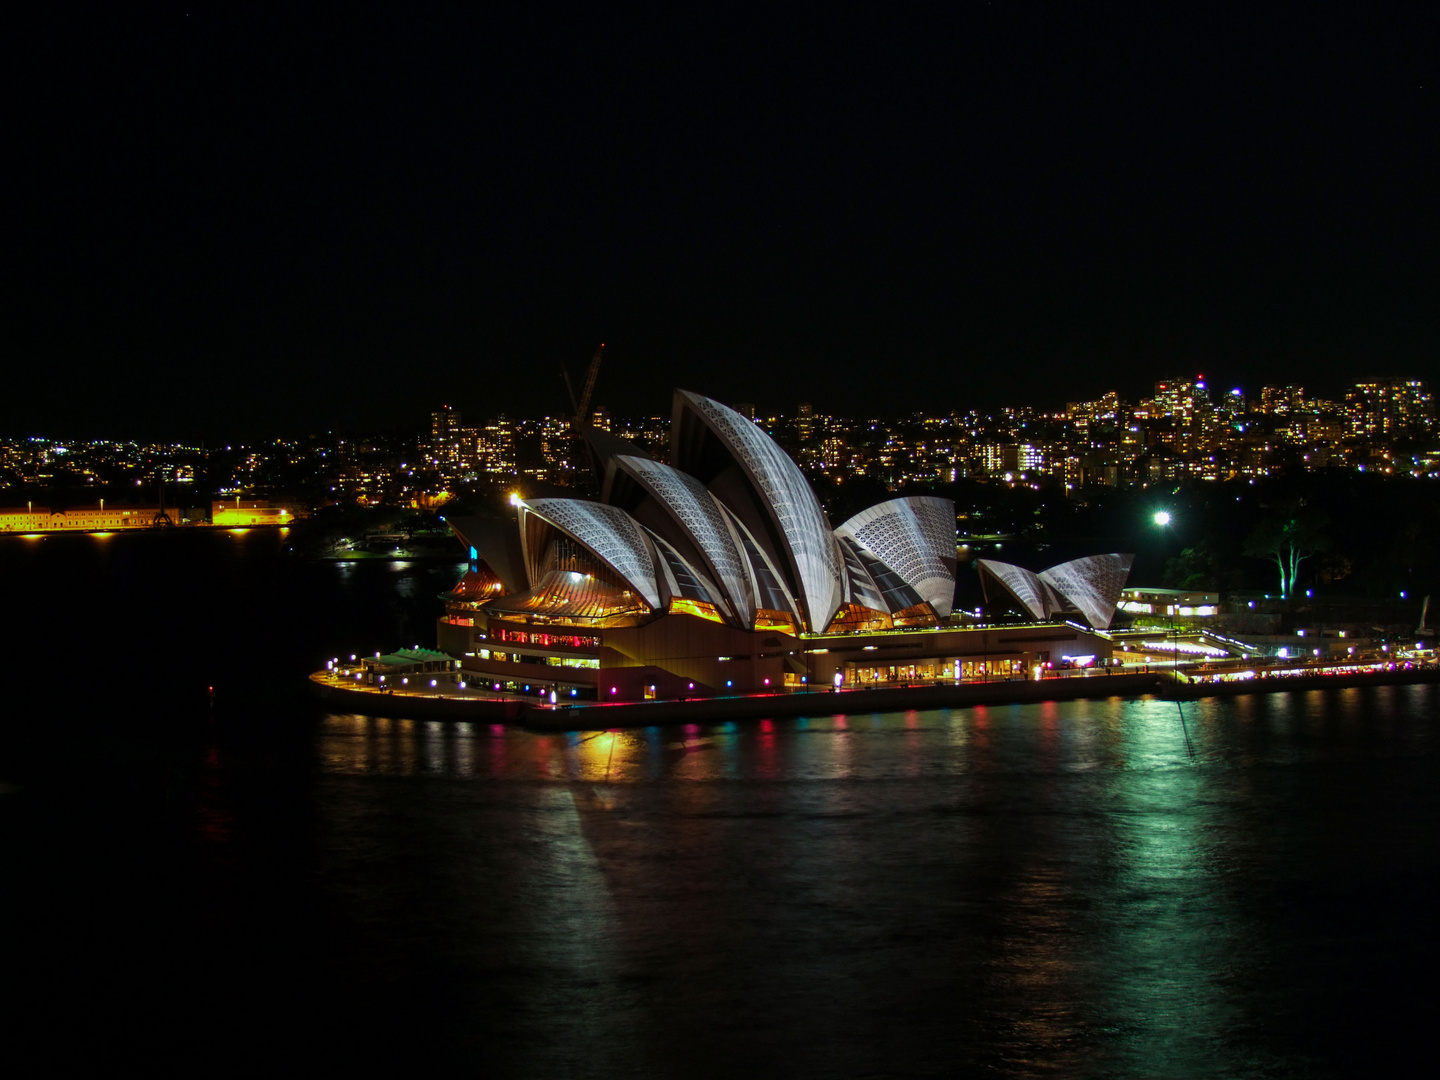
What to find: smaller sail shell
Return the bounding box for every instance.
[975,558,1066,621]
[1037,554,1135,629]
[519,499,661,610]
[836,496,956,617]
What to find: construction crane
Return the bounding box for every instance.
[562,343,604,429]
[559,344,606,487]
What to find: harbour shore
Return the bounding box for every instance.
[309,662,1440,731]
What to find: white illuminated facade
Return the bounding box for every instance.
[976,554,1135,629]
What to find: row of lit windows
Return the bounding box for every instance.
[490,627,599,649]
[473,647,598,669]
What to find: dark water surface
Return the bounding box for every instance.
[3,531,1438,1076]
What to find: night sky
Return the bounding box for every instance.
[7,4,1436,439]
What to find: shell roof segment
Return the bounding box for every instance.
[977,554,1135,628]
[673,391,843,632]
[647,529,725,609]
[718,501,801,620]
[836,496,957,617]
[519,498,662,610]
[1037,554,1135,630]
[975,558,1067,622]
[611,454,754,626]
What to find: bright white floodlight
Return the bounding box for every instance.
[1153,511,1172,527]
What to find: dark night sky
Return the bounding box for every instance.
[5,3,1436,439]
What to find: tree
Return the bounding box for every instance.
[1163,535,1244,591]
[1243,502,1329,598]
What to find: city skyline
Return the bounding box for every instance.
[5,371,1436,511]
[6,6,1436,437]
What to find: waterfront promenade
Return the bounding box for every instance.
[309,660,1440,731]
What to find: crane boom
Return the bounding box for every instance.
[561,361,579,417]
[575,343,604,424]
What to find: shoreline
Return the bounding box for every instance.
[309,664,1440,731]
[0,522,290,536]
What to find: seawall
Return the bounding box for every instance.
[521,672,1167,731]
[309,666,1440,731]
[309,674,525,721]
[1172,666,1440,700]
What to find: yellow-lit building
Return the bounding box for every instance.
[0,504,185,531]
[210,498,293,526]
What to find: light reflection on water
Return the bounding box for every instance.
[305,687,1440,1077]
[12,530,1437,1074]
[312,695,1229,785]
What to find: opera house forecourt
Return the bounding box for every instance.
[370,389,1138,719]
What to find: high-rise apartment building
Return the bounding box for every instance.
[1346,378,1433,438]
[1260,386,1306,415]
[797,402,815,443]
[430,406,462,467]
[478,415,517,475]
[1151,376,1213,452]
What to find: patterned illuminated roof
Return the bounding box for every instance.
[520,499,661,610]
[975,559,1066,621]
[647,530,723,609]
[612,454,754,626]
[977,554,1135,628]
[1038,554,1135,629]
[676,391,843,632]
[841,537,925,616]
[836,496,957,617]
[838,535,887,613]
[719,502,800,619]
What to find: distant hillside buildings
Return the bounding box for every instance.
[4,374,1433,513]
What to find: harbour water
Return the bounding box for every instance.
[3,530,1438,1076]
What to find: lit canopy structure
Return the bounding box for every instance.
[975,554,1135,629]
[455,390,963,633]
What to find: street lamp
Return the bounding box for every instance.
[1153,511,1178,680]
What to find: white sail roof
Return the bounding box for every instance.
[675,391,843,632]
[612,454,754,626]
[977,554,1135,628]
[1038,554,1135,629]
[975,558,1067,621]
[519,499,661,610]
[647,529,726,611]
[718,502,801,621]
[836,496,957,617]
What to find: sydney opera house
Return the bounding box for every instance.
[437,391,1129,701]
